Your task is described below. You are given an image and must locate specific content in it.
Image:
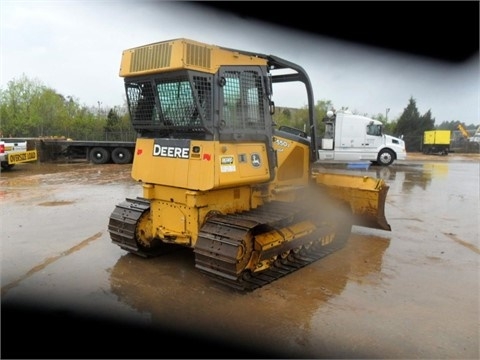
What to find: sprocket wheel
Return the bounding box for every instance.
[135,211,156,249]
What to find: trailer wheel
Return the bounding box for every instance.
[111,147,133,164]
[90,147,110,164]
[377,149,395,166]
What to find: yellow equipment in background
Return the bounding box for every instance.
[423,130,451,155]
[108,38,391,291]
[457,124,470,139]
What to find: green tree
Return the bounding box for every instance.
[103,107,135,141]
[395,97,434,151]
[291,107,309,131]
[30,89,70,137]
[436,120,457,130]
[0,74,117,140]
[272,107,293,127]
[272,99,334,137]
[0,74,47,136]
[419,109,435,131]
[371,111,398,135]
[105,108,120,132]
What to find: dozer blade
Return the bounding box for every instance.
[313,171,391,231]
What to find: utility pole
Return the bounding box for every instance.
[385,108,390,123]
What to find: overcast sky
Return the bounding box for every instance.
[1,1,479,125]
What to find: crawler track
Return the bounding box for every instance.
[109,198,351,291]
[194,201,350,291]
[108,197,161,257]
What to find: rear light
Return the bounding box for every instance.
[0,144,4,154]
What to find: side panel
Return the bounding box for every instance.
[424,130,451,145]
[337,118,367,149]
[132,138,271,191]
[217,143,271,187]
[318,149,378,161]
[319,113,379,161]
[132,138,216,190]
[424,131,436,145]
[436,131,451,144]
[273,133,310,186]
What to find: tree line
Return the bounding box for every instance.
[0,75,134,141]
[1,75,478,152]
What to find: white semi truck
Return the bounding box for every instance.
[318,110,406,166]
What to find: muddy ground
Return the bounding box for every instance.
[1,153,479,359]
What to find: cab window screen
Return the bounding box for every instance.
[222,70,265,131]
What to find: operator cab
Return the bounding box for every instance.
[125,67,273,144]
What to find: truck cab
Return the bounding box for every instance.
[318,110,406,166]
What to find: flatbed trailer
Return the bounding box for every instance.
[39,139,136,164]
[1,138,136,165]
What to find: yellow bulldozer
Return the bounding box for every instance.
[108,38,391,291]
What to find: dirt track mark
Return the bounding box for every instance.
[1,232,103,296]
[38,200,75,206]
[443,232,480,254]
